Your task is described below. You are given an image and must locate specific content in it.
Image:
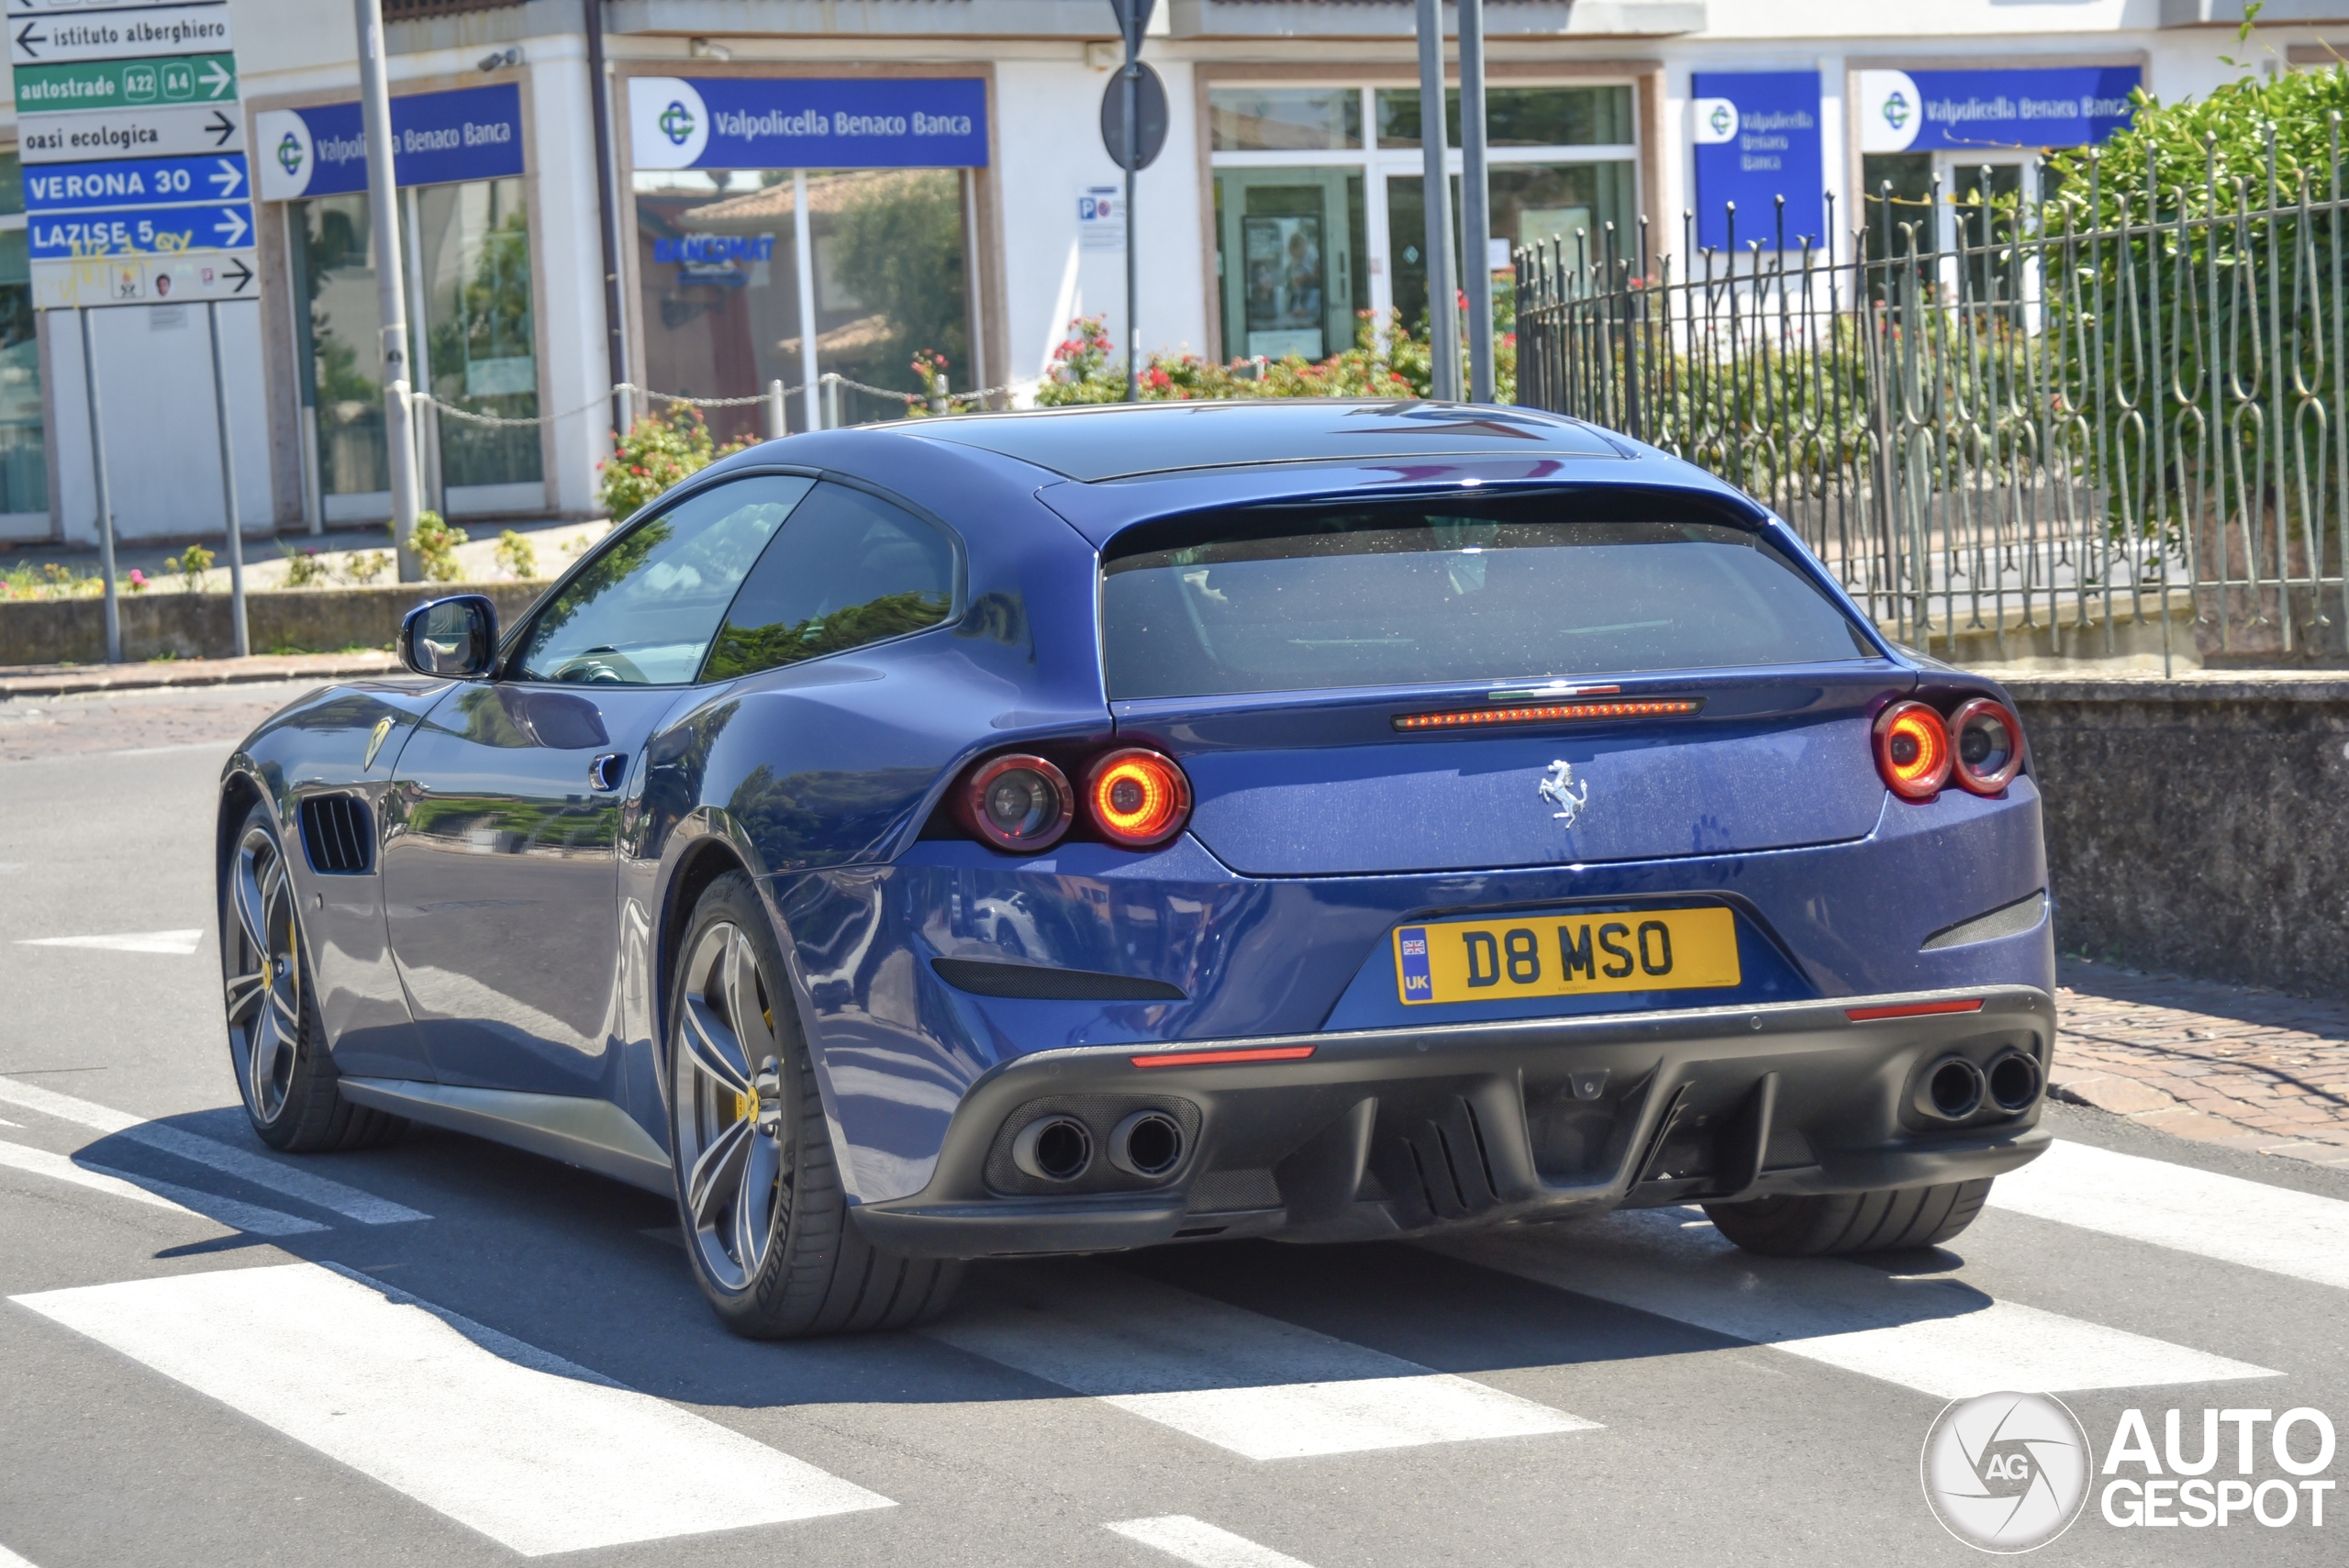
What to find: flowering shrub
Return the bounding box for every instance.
[1034,311,1513,406]
[903,350,952,416]
[128,568,149,593]
[162,543,214,594]
[407,510,469,584]
[596,405,754,522]
[343,550,391,585]
[494,528,539,581]
[283,546,331,588]
[0,562,104,601]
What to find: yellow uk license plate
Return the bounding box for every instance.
[1394,906,1741,1006]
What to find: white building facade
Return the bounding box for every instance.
[0,0,2338,545]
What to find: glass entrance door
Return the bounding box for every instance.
[1215,168,1364,363]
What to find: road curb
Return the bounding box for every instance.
[0,652,400,699]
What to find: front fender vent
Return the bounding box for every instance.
[298,794,374,875]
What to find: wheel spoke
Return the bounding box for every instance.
[232,853,270,957]
[732,1130,780,1273]
[224,970,266,1022]
[247,1010,284,1103]
[680,995,751,1096]
[268,984,300,1032]
[685,1116,751,1229]
[726,930,781,1065]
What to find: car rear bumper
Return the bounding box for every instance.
[850,985,2055,1259]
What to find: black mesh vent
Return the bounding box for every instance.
[931,957,1186,1002]
[298,795,374,874]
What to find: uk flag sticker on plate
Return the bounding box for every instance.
[1397,926,1433,1002]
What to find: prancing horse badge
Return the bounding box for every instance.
[1538,759,1589,828]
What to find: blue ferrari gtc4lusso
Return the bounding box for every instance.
[217,400,2054,1338]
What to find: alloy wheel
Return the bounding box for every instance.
[674,921,790,1293]
[225,824,303,1124]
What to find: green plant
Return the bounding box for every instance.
[404,510,469,584]
[282,545,331,588]
[162,543,213,593]
[494,528,538,581]
[596,405,753,522]
[1034,311,1483,408]
[342,550,390,586]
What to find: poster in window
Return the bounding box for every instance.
[1242,213,1324,361]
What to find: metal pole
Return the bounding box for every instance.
[583,0,631,440]
[1415,0,1459,401]
[355,0,422,581]
[1458,0,1494,403]
[794,170,820,431]
[79,307,119,664]
[206,300,250,659]
[403,183,442,519]
[1124,49,1140,402]
[766,378,785,439]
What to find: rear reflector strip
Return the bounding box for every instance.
[1844,998,1985,1022]
[1130,1045,1317,1069]
[1394,698,1703,732]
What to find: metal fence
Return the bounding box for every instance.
[1514,135,2349,669]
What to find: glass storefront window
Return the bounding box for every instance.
[1213,169,1368,361]
[0,151,40,516]
[292,178,543,500]
[415,177,541,488]
[1376,85,1634,150]
[1209,88,1362,152]
[1387,161,1635,326]
[291,194,389,497]
[635,167,971,442]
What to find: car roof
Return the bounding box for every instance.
[900,398,1628,482]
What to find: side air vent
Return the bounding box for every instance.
[298,794,374,874]
[930,957,1186,1002]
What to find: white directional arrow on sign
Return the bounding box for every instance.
[210,206,247,247]
[208,158,242,196]
[199,59,232,98]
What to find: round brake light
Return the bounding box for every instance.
[960,753,1074,851]
[1948,698,2023,795]
[1086,748,1192,848]
[1874,700,1952,801]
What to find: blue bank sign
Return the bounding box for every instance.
[1690,72,1823,252]
[629,77,988,170]
[252,83,524,201]
[1858,67,2139,153]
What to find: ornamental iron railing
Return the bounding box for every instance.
[1514,128,2349,670]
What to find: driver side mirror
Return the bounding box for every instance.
[399,595,500,679]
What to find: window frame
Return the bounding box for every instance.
[497,463,967,689]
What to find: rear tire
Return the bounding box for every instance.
[667,872,962,1339]
[219,800,405,1152]
[1702,1179,1992,1257]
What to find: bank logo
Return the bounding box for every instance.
[1709,102,1733,138]
[660,99,696,146]
[1922,1392,2091,1553]
[276,131,304,179]
[1881,89,1911,132]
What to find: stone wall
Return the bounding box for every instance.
[0,582,552,666]
[2008,673,2349,996]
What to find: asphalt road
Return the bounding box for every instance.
[1,682,2343,1567]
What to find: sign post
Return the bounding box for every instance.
[353,0,421,583]
[1105,0,1158,402]
[15,0,253,661]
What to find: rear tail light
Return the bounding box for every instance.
[1874,700,1952,801]
[1086,748,1192,848]
[1948,698,2023,795]
[958,753,1074,851]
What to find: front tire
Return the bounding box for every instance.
[219,801,404,1151]
[667,872,961,1339]
[1702,1179,1992,1257]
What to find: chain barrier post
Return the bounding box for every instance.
[766,380,786,439]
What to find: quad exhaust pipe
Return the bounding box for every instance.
[1010,1109,1187,1183]
[1912,1050,2043,1123]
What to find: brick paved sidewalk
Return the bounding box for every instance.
[2053,956,2349,1168]
[0,651,397,699]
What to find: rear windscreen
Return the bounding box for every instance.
[1100,503,1874,700]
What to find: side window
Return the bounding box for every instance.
[516,473,816,684]
[702,482,957,682]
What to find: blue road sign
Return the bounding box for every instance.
[23,150,247,212]
[29,199,250,258]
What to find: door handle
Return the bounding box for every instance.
[588,752,628,792]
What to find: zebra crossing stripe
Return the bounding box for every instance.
[1432,1206,2278,1398]
[0,1139,322,1236]
[1108,1516,1319,1568]
[925,1262,1597,1460]
[10,1262,891,1556]
[1988,1138,2349,1291]
[0,1078,427,1225]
